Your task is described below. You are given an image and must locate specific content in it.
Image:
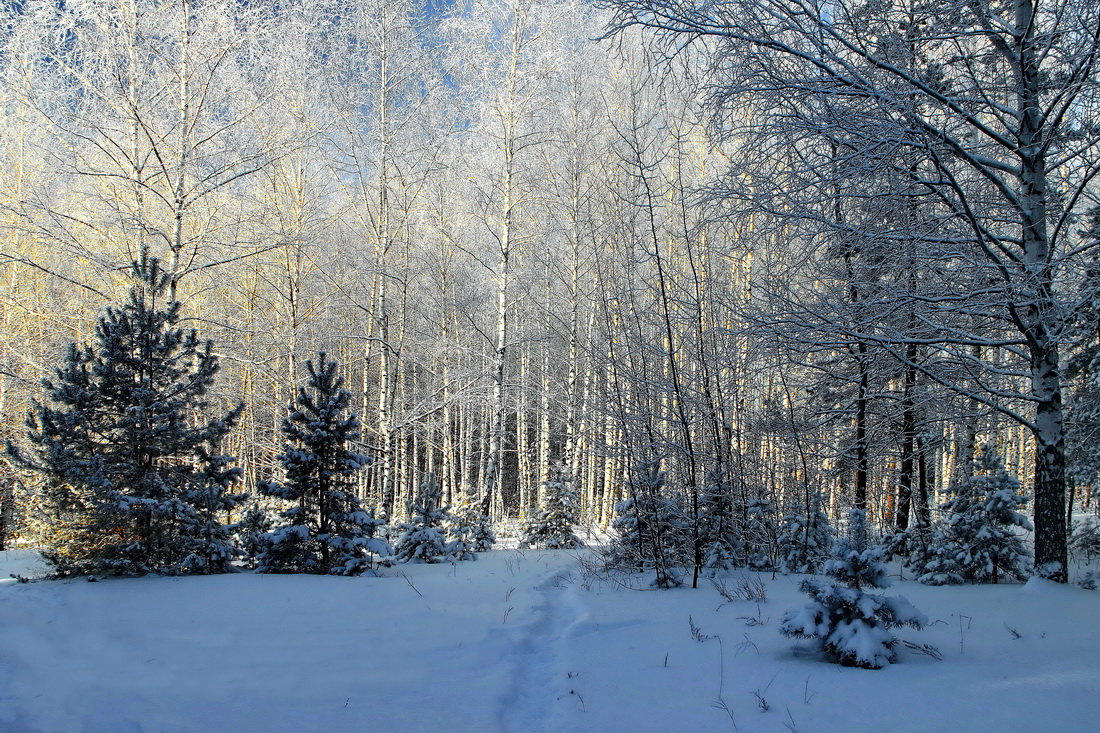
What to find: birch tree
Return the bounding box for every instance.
[603,0,1100,581]
[13,0,286,299]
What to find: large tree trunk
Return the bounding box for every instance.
[1029,329,1068,580]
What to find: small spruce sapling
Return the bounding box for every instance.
[1070,518,1100,565]
[519,462,584,550]
[919,445,1032,585]
[781,509,926,669]
[880,522,936,578]
[443,482,494,559]
[234,501,272,570]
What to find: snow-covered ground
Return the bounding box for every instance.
[1,549,1097,732]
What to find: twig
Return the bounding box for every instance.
[400,571,423,598]
[899,639,943,661]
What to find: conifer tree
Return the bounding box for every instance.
[920,444,1032,585]
[519,462,583,550]
[394,476,455,563]
[880,522,937,579]
[9,251,243,576]
[1070,518,1100,566]
[1066,210,1100,488]
[698,470,740,571]
[781,509,926,669]
[258,352,390,575]
[777,495,834,575]
[445,491,496,557]
[234,501,273,570]
[607,460,686,588]
[743,498,779,570]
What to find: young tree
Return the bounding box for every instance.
[1065,211,1100,492]
[234,501,273,571]
[10,251,243,576]
[444,494,496,558]
[781,509,926,669]
[519,462,583,550]
[920,444,1032,585]
[259,352,390,575]
[743,498,779,570]
[698,471,740,571]
[394,476,456,564]
[607,460,687,588]
[777,495,834,575]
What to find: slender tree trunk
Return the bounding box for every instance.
[1016,0,1067,580]
[896,348,918,532]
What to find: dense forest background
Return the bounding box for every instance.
[1,0,1097,579]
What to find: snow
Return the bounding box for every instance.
[1,550,1098,732]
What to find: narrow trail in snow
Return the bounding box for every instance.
[499,562,585,733]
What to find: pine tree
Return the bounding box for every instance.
[606,460,686,588]
[519,462,583,550]
[743,498,779,570]
[919,444,1032,585]
[234,501,273,570]
[394,477,454,564]
[1070,517,1100,566]
[1066,210,1100,488]
[9,251,243,576]
[777,494,834,574]
[446,490,496,556]
[258,352,391,575]
[698,470,740,571]
[880,522,936,579]
[781,509,926,669]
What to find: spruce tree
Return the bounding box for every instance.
[519,462,583,550]
[781,509,926,669]
[880,522,936,579]
[9,251,243,576]
[1071,517,1100,566]
[920,444,1032,585]
[258,352,390,575]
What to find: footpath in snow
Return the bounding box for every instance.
[1,548,1098,732]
